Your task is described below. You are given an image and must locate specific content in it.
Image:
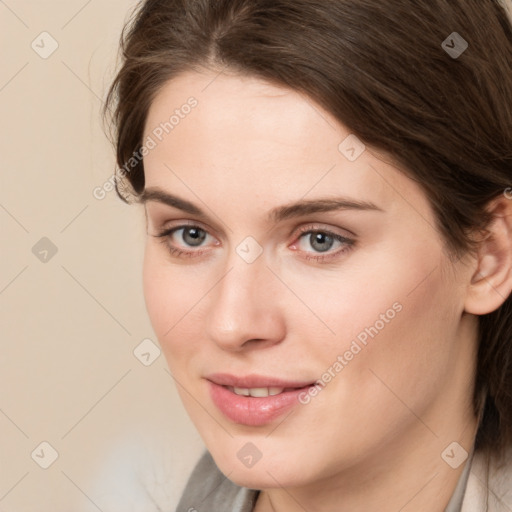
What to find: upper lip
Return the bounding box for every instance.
[206,373,314,389]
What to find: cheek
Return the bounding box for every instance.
[142,244,221,373]
[334,258,462,416]
[278,244,441,353]
[295,244,461,391]
[143,247,170,337]
[142,247,197,355]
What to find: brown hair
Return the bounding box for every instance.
[104,0,512,458]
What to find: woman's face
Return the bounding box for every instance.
[141,71,477,488]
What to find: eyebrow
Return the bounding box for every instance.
[140,187,384,223]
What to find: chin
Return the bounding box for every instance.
[223,466,299,490]
[209,447,313,489]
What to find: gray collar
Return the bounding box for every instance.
[444,446,475,512]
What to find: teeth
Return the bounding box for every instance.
[232,387,285,397]
[250,387,271,397]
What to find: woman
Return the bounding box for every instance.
[104,0,512,510]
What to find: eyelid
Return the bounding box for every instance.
[292,223,356,241]
[145,204,228,240]
[151,218,218,238]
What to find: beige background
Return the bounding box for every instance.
[0,1,204,511]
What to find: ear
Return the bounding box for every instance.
[464,195,512,315]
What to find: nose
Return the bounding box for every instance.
[205,257,286,352]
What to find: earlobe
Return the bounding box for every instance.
[464,196,512,315]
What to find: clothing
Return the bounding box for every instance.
[176,449,512,512]
[176,451,258,512]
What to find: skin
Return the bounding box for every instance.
[140,70,512,512]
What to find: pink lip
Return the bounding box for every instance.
[206,373,315,426]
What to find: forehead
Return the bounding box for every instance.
[144,70,331,154]
[142,70,431,225]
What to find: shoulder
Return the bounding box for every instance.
[462,448,512,511]
[176,451,259,512]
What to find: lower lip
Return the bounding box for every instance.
[208,381,311,426]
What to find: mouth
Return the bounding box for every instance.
[206,373,316,426]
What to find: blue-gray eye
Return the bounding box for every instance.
[309,232,335,252]
[181,227,207,246]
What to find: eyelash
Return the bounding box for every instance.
[153,224,355,262]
